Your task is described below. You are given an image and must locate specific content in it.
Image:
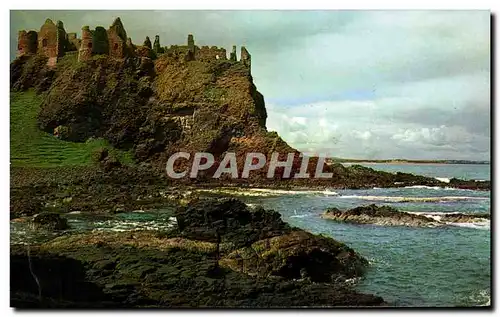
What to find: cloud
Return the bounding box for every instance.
[10,10,491,160]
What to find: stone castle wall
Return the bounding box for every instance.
[17,18,251,71]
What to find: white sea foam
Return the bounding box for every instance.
[404,185,459,191]
[474,289,491,306]
[92,218,177,232]
[197,188,339,197]
[435,177,450,183]
[446,220,490,230]
[247,188,339,196]
[338,195,487,203]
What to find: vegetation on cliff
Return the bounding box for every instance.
[10,89,133,167]
[10,35,489,190]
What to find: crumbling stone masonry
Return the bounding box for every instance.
[241,46,251,71]
[78,26,93,62]
[153,35,164,54]
[17,30,38,56]
[230,45,237,61]
[17,17,252,72]
[67,33,80,51]
[37,19,64,66]
[143,36,152,49]
[107,18,128,58]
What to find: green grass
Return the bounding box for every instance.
[10,90,135,167]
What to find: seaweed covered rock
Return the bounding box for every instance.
[32,212,69,230]
[437,212,490,223]
[10,249,111,308]
[11,239,385,308]
[176,198,369,284]
[175,198,291,247]
[10,195,42,219]
[322,204,434,227]
[448,178,491,190]
[323,204,491,227]
[10,197,385,308]
[220,230,368,283]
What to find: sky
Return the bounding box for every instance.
[10,10,491,160]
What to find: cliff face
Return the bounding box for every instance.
[10,52,453,188]
[10,51,285,172]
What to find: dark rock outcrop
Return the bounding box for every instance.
[175,198,291,247]
[323,204,433,227]
[10,195,42,219]
[448,178,491,190]
[220,230,367,283]
[11,198,385,308]
[32,212,69,230]
[322,204,490,227]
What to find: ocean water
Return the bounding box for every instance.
[237,163,491,307]
[240,188,490,307]
[10,164,491,307]
[342,163,491,181]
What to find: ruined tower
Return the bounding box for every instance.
[153,35,163,54]
[187,34,195,52]
[230,45,237,61]
[241,46,251,71]
[38,19,65,66]
[78,26,93,62]
[107,17,128,58]
[17,17,253,72]
[55,21,67,58]
[92,26,109,55]
[143,36,152,49]
[186,34,195,61]
[17,30,38,56]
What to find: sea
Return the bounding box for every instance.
[11,163,491,307]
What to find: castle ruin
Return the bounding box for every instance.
[17,17,251,72]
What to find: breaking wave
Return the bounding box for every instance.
[446,221,490,230]
[405,211,491,230]
[404,185,460,191]
[197,188,339,197]
[338,195,488,203]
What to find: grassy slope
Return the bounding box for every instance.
[10,90,135,167]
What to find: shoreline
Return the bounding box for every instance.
[338,161,490,166]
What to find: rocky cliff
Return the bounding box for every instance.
[11,18,488,190]
[11,43,296,173]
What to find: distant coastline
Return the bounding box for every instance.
[331,159,490,165]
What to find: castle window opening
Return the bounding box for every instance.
[88,42,92,49]
[114,43,118,50]
[42,39,48,47]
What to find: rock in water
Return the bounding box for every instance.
[32,212,69,230]
[175,198,291,247]
[220,230,368,283]
[322,204,491,227]
[322,204,433,227]
[177,198,369,283]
